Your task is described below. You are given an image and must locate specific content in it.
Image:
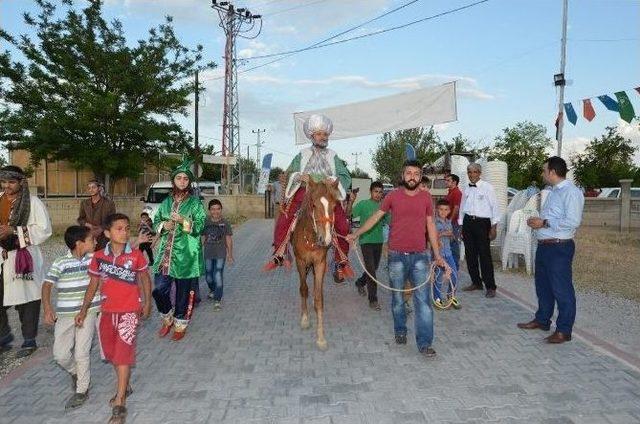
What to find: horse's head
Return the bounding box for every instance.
[306,178,340,247]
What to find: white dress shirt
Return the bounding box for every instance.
[458,179,501,226]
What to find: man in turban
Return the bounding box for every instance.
[266,114,353,282]
[152,159,206,341]
[0,166,52,357]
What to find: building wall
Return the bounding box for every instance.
[582,198,640,229]
[43,195,266,232]
[10,150,171,197]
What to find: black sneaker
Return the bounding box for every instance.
[65,392,88,410]
[15,346,37,358]
[395,334,407,345]
[420,346,437,358]
[369,301,381,311]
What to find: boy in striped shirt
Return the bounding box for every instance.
[42,225,98,410]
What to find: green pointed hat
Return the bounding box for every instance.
[171,157,195,181]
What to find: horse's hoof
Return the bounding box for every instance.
[301,317,310,329]
[316,339,328,351]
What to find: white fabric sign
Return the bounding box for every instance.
[293,81,457,145]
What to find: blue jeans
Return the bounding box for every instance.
[205,258,226,302]
[152,275,198,320]
[534,241,576,335]
[433,251,458,301]
[450,223,461,271]
[388,250,434,350]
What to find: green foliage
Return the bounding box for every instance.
[571,127,639,188]
[489,121,551,189]
[0,0,214,186]
[371,127,442,183]
[350,167,370,179]
[269,166,284,181]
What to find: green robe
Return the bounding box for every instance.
[152,195,206,279]
[285,148,351,200]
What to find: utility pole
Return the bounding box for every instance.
[351,152,362,167]
[194,69,200,180]
[211,0,262,192]
[555,0,569,157]
[252,129,266,166]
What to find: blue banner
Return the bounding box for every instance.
[598,95,619,112]
[257,153,273,195]
[405,144,416,161]
[564,102,578,125]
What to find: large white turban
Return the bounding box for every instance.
[303,114,333,140]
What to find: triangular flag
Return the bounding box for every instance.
[405,144,416,161]
[598,95,619,112]
[554,110,563,141]
[564,103,578,125]
[583,99,596,121]
[614,91,636,123]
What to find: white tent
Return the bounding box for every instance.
[293,81,458,144]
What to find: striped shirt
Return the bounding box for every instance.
[44,252,100,316]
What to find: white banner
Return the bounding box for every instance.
[293,81,457,145]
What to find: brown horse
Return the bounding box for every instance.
[290,179,340,350]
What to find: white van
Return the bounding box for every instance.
[140,181,221,220]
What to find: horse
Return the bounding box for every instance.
[290,178,341,350]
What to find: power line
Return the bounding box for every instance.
[203,0,425,81]
[244,0,488,61]
[264,0,329,17]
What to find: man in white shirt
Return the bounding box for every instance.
[459,163,500,298]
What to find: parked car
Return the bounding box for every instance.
[597,187,640,199]
[140,181,221,220]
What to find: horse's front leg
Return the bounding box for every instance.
[313,258,327,350]
[298,262,310,330]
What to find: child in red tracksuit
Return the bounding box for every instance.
[76,213,152,424]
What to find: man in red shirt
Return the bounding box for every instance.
[348,160,444,358]
[445,174,463,270]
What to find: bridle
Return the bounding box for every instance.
[304,197,335,250]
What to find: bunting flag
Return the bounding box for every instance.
[614,91,636,123]
[564,102,578,125]
[405,144,416,161]
[554,110,563,141]
[556,86,638,127]
[583,99,596,121]
[598,95,619,112]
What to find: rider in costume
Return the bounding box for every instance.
[267,114,353,282]
[152,159,206,341]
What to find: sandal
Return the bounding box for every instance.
[108,405,127,424]
[109,386,133,407]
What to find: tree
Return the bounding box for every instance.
[571,127,639,188]
[350,167,370,179]
[0,0,214,191]
[490,121,551,189]
[269,166,284,181]
[371,127,442,183]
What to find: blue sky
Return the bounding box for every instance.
[2,0,639,176]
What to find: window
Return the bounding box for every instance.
[631,189,640,199]
[147,188,172,203]
[607,189,620,198]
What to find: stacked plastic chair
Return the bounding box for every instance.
[501,207,539,274]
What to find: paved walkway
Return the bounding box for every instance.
[1,219,639,423]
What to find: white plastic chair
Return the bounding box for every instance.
[501,209,538,274]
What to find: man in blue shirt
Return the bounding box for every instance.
[518,156,584,344]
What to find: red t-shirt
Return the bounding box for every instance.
[89,244,148,313]
[380,188,434,253]
[445,186,463,222]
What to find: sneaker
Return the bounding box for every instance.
[420,346,437,358]
[357,285,366,296]
[71,374,78,391]
[450,297,461,310]
[369,300,381,311]
[15,346,37,358]
[433,298,446,310]
[65,392,88,410]
[395,334,407,345]
[207,292,215,300]
[213,301,222,311]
